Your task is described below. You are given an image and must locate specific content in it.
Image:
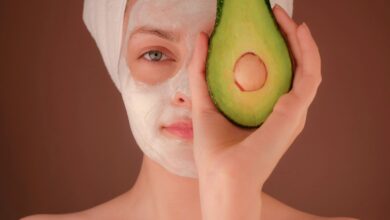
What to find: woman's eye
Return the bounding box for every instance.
[142,50,169,62]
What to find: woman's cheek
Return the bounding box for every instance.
[127,56,178,85]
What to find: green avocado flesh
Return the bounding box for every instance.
[206,0,293,128]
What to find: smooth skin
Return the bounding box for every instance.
[192,4,322,219]
[21,4,358,220]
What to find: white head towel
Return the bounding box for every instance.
[82,0,294,90]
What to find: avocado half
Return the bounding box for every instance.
[206,0,293,128]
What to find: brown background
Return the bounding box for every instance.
[0,0,389,219]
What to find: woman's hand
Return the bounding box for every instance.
[188,4,322,220]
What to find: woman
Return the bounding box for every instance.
[22,0,357,219]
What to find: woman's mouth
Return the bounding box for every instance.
[162,121,193,140]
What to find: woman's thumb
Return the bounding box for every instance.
[188,32,217,116]
[188,33,245,151]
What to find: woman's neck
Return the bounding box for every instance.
[127,155,202,220]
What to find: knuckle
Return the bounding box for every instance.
[318,75,323,85]
[312,43,320,55]
[287,27,297,38]
[297,115,307,134]
[314,74,322,86]
[303,73,321,88]
[273,94,301,119]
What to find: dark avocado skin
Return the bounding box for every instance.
[205,0,294,128]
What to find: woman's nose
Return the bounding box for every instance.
[172,92,192,109]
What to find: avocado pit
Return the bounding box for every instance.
[233,52,267,92]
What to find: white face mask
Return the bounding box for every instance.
[116,0,293,178]
[118,0,216,178]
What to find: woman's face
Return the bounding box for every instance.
[118,0,216,178]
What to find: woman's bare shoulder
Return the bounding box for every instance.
[20,193,133,220]
[20,213,87,220]
[261,192,359,220]
[19,205,116,220]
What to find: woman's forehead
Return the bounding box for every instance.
[127,0,216,34]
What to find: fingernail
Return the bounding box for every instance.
[273,4,285,14]
[196,32,205,45]
[202,31,210,39]
[301,22,311,34]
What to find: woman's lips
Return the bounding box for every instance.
[162,121,193,140]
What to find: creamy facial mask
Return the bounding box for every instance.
[117,0,293,178]
[118,0,215,178]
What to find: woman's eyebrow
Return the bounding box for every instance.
[129,25,180,42]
